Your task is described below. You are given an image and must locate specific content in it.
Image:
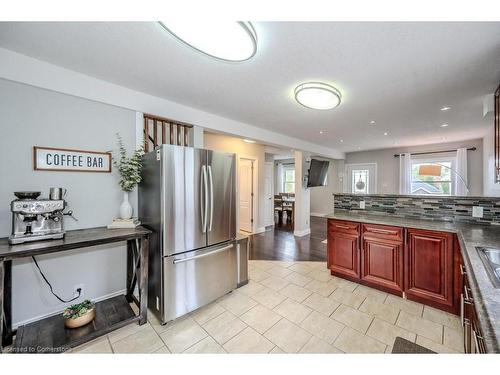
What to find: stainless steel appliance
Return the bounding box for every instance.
[139,144,237,323]
[9,191,66,244]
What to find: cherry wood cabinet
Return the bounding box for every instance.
[327,220,360,279]
[361,232,403,294]
[327,218,461,315]
[405,228,455,313]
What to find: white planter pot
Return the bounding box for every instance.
[119,191,133,219]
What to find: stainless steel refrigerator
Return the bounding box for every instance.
[139,144,237,323]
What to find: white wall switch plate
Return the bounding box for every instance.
[472,206,484,218]
[360,201,366,209]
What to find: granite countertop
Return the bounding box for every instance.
[326,210,500,353]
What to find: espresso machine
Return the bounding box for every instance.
[8,188,75,245]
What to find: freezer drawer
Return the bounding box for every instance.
[160,242,237,323]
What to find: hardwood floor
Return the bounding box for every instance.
[248,216,327,261]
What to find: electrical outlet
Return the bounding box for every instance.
[472,206,483,218]
[73,284,85,299]
[360,201,366,209]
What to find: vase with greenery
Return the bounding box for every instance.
[113,133,144,219]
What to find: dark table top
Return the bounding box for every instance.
[0,226,151,260]
[327,210,500,353]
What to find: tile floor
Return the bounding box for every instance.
[68,260,464,354]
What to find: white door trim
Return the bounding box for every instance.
[264,161,274,227]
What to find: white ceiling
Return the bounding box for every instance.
[0,22,499,153]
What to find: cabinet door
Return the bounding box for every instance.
[361,236,403,294]
[405,229,454,312]
[328,231,360,279]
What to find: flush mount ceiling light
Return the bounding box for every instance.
[440,106,451,111]
[440,123,449,127]
[294,82,342,110]
[158,21,257,62]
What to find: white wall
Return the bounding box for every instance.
[344,139,484,196]
[203,132,267,232]
[483,130,500,196]
[0,79,137,326]
[309,158,344,216]
[293,151,311,236]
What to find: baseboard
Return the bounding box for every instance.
[310,212,327,217]
[294,228,311,237]
[12,288,127,329]
[254,227,266,234]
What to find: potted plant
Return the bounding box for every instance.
[63,299,96,329]
[113,133,144,219]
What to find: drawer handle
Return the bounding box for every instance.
[335,225,351,230]
[369,228,398,235]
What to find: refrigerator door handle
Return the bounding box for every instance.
[201,165,208,233]
[173,244,234,264]
[208,165,214,231]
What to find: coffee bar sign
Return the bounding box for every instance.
[34,146,112,172]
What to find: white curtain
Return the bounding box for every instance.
[456,148,468,196]
[277,163,284,193]
[399,153,412,194]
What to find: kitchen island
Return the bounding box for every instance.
[326,210,500,353]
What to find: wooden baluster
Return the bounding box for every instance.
[161,121,166,145]
[184,126,189,146]
[153,119,157,149]
[169,122,174,145]
[144,117,149,152]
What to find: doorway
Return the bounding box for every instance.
[239,158,255,233]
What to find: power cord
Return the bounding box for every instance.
[32,256,81,303]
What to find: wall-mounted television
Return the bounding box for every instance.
[307,159,330,187]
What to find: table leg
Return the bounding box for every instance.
[138,235,149,325]
[3,260,12,348]
[0,259,4,353]
[126,240,134,303]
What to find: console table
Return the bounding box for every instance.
[0,226,150,353]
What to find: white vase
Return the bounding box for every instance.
[119,191,133,219]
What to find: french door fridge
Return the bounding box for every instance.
[139,144,237,323]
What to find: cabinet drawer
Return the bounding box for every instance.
[362,223,403,242]
[328,219,360,235]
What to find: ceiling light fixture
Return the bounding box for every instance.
[243,139,256,143]
[294,82,342,110]
[159,21,257,62]
[440,106,451,111]
[383,132,388,136]
[440,123,449,127]
[370,120,376,124]
[340,139,344,143]
[319,131,324,134]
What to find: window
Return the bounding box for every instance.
[410,157,456,196]
[283,167,295,193]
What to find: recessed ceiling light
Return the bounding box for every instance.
[370,120,376,124]
[383,132,388,136]
[294,82,342,110]
[243,139,256,143]
[340,139,344,143]
[440,123,449,128]
[158,21,257,62]
[319,131,324,134]
[440,106,451,111]
[357,146,361,150]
